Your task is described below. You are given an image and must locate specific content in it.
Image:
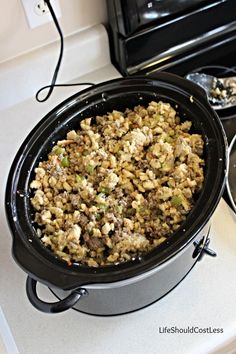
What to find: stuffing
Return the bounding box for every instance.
[30,101,204,266]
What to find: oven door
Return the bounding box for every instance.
[110,0,209,36]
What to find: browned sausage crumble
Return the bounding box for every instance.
[30,101,204,267]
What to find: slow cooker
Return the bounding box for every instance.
[5,72,227,315]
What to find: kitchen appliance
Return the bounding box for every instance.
[5,73,227,315]
[107,0,236,76]
[107,0,208,37]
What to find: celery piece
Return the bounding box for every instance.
[165,136,173,143]
[96,203,108,211]
[95,213,102,221]
[115,205,123,214]
[53,146,64,155]
[96,194,107,207]
[154,114,161,122]
[86,164,95,174]
[100,187,110,194]
[171,195,183,207]
[61,156,70,167]
[76,174,84,183]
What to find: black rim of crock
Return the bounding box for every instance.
[5,73,227,290]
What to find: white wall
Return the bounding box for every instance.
[0,0,107,63]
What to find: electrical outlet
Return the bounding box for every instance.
[21,0,61,29]
[34,0,50,16]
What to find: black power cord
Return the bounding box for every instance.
[36,0,95,102]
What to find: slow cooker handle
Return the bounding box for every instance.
[26,277,88,313]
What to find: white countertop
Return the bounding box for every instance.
[0,25,236,354]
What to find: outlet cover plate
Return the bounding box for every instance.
[21,0,61,29]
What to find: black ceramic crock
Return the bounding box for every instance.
[5,72,227,315]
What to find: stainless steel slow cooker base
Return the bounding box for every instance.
[49,223,210,316]
[50,261,197,316]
